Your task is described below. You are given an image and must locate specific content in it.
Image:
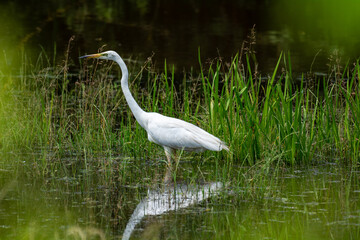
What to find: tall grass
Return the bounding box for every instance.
[202,52,360,166]
[1,46,360,182]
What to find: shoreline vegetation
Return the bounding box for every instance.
[1,43,359,185]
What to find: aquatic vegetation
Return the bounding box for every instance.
[1,47,360,174]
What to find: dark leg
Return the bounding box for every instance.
[163,147,174,184]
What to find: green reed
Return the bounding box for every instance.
[1,47,360,182]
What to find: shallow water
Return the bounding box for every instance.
[1,156,359,240]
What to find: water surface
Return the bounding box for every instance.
[1,157,359,239]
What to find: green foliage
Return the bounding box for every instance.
[1,48,360,178]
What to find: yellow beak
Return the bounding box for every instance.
[79,53,102,59]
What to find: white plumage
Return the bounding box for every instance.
[146,113,228,152]
[80,50,229,165]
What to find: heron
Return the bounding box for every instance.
[80,51,229,168]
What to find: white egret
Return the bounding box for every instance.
[80,51,229,166]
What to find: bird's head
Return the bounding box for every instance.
[79,50,119,61]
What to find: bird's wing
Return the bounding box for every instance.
[146,113,227,152]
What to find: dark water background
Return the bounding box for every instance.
[1,0,360,74]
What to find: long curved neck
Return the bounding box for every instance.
[115,55,147,128]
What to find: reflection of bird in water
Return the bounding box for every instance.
[121,182,223,240]
[80,51,229,170]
